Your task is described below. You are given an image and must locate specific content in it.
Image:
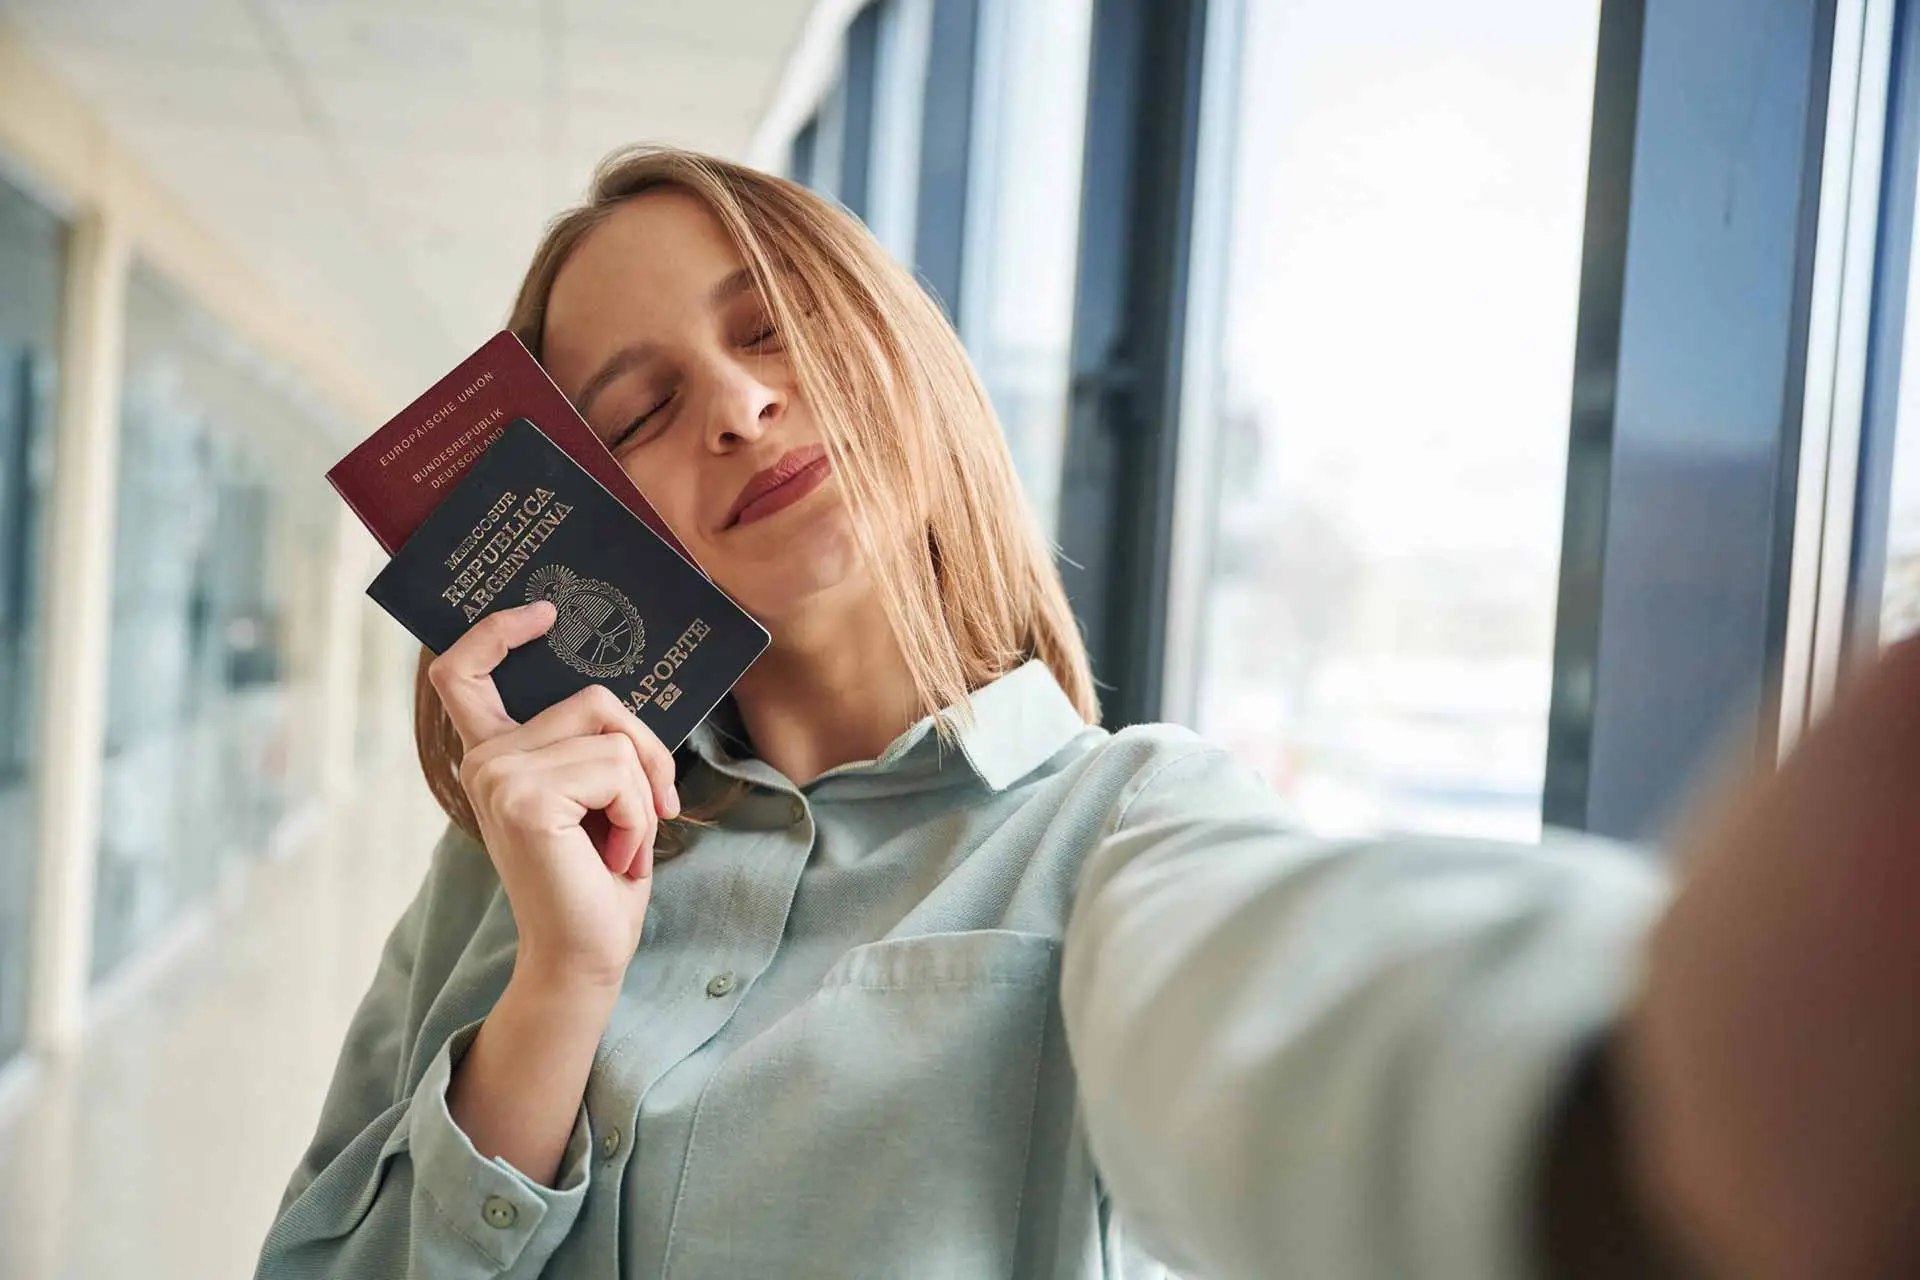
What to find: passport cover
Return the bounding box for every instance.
[328,330,696,568]
[368,418,769,749]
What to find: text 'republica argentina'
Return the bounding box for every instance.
[440,487,574,619]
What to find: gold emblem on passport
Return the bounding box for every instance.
[526,564,647,679]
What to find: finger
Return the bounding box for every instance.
[518,737,657,876]
[500,684,680,820]
[427,600,558,750]
[582,808,648,880]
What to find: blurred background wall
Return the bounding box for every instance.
[0,0,1915,1275]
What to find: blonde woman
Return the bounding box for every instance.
[258,149,1920,1280]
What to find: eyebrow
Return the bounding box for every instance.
[709,266,757,308]
[573,267,761,420]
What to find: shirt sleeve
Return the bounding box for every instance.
[1061,744,1669,1280]
[254,831,594,1279]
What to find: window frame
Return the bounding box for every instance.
[1844,0,1920,651]
[1055,0,1213,731]
[1545,0,1842,837]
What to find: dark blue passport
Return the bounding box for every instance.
[368,417,769,749]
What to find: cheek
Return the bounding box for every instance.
[620,453,709,542]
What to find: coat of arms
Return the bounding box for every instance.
[525,564,647,679]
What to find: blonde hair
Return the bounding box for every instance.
[414,145,1098,838]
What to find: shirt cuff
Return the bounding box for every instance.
[404,1019,594,1272]
[1402,844,1663,1280]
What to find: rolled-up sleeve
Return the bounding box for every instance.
[255,839,593,1279]
[1062,746,1669,1280]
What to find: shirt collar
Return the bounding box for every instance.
[685,659,1092,793]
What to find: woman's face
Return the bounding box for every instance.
[541,190,859,625]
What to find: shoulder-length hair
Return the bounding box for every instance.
[414,145,1098,839]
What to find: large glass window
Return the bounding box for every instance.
[90,265,340,985]
[791,0,931,264]
[788,115,820,189]
[867,0,932,261]
[1183,0,1602,839]
[1884,330,1920,641]
[788,0,1087,526]
[959,0,1094,533]
[0,172,63,1065]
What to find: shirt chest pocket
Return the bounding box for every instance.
[662,930,1060,1279]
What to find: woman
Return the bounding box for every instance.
[257,148,1920,1280]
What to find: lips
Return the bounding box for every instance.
[726,445,831,529]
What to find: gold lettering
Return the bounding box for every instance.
[478,508,531,566]
[446,557,486,604]
[455,370,496,403]
[465,498,572,608]
[445,489,517,573]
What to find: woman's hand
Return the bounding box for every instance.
[427,600,679,995]
[1621,635,1920,1278]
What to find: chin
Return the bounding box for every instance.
[717,504,865,624]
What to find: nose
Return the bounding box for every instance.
[701,360,784,453]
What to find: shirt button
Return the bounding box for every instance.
[601,1125,622,1159]
[706,972,736,998]
[482,1195,517,1229]
[787,796,807,824]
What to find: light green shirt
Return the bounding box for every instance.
[257,660,1665,1279]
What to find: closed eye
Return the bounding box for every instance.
[607,391,675,450]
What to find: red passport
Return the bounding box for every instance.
[327,331,694,567]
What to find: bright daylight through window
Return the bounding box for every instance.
[1188,0,1602,840]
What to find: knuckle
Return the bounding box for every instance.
[633,744,664,794]
[491,770,542,821]
[615,731,648,768]
[584,683,625,718]
[638,740,676,783]
[462,749,508,796]
[627,750,654,796]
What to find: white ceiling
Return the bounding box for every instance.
[0,0,817,398]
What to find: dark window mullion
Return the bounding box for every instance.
[1546,0,1840,838]
[1056,0,1211,729]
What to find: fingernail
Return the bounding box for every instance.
[666,785,682,820]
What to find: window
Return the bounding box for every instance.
[787,1,928,260]
[867,0,932,260]
[90,265,340,985]
[787,0,1086,526]
[1180,0,1603,839]
[837,1,883,221]
[958,0,1095,533]
[0,171,63,1065]
[1884,312,1920,641]
[1851,0,1920,653]
[788,115,820,188]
